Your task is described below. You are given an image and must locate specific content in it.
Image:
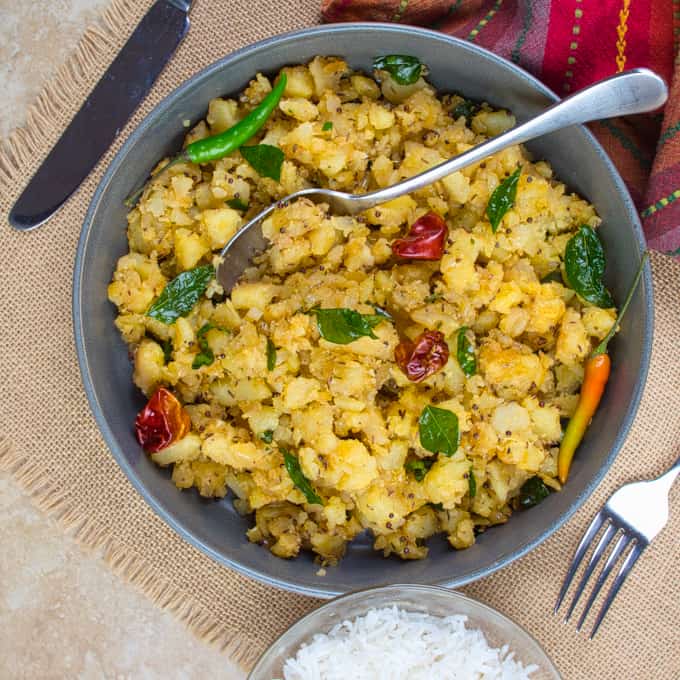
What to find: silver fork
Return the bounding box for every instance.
[555,454,680,638]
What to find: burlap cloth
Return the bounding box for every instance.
[0,1,678,677]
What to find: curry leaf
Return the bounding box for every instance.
[240,144,284,181]
[322,121,333,131]
[456,326,476,377]
[486,166,521,233]
[191,352,213,369]
[564,225,614,308]
[419,405,460,457]
[312,308,385,344]
[518,476,551,510]
[405,458,434,482]
[452,98,479,123]
[468,467,477,498]
[282,449,323,505]
[266,338,277,371]
[425,292,444,303]
[147,265,214,325]
[373,54,423,85]
[259,430,274,444]
[192,323,215,369]
[227,197,249,211]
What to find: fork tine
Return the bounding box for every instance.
[554,511,605,613]
[575,531,632,631]
[564,520,616,621]
[588,542,643,639]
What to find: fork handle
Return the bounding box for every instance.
[657,454,680,490]
[349,68,667,212]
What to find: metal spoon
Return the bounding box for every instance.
[216,68,667,291]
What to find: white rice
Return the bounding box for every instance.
[279,606,538,680]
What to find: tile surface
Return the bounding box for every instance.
[0,2,244,677]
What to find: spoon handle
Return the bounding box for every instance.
[351,68,667,212]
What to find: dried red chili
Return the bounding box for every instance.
[134,387,191,453]
[395,330,450,382]
[391,212,448,260]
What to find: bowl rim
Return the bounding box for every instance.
[247,583,562,679]
[73,21,654,598]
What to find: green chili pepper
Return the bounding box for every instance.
[125,73,287,207]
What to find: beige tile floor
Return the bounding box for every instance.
[0,2,243,677]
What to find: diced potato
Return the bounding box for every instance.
[447,515,475,550]
[233,378,272,402]
[582,306,616,339]
[497,439,545,472]
[133,339,165,395]
[174,228,210,270]
[244,405,280,437]
[556,308,590,366]
[525,398,562,442]
[499,307,529,337]
[207,98,240,133]
[173,317,195,349]
[114,314,146,345]
[108,253,166,315]
[491,402,530,435]
[526,292,566,335]
[365,195,417,228]
[151,433,201,466]
[308,56,349,97]
[489,282,525,314]
[471,109,516,136]
[231,282,279,310]
[200,208,241,249]
[356,478,408,532]
[202,432,266,470]
[282,377,324,410]
[211,300,242,329]
[281,65,315,98]
[479,342,545,400]
[190,461,228,498]
[441,171,471,204]
[368,103,395,130]
[280,97,319,122]
[423,452,471,509]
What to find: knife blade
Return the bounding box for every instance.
[9,0,192,231]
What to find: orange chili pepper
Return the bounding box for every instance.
[134,387,191,453]
[558,252,648,484]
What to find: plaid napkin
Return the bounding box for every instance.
[321,0,680,257]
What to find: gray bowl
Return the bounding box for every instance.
[73,23,652,598]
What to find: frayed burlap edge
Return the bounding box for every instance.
[0,435,261,669]
[0,0,263,668]
[0,0,145,191]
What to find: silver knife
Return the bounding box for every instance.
[9,0,192,231]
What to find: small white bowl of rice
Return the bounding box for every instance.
[249,585,560,679]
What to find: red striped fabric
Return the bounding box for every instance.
[321,0,680,256]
